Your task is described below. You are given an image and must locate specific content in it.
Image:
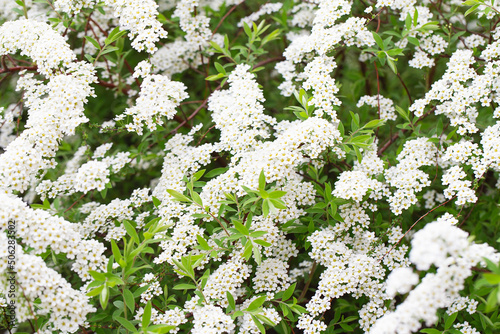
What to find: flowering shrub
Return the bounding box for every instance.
[1,0,500,333]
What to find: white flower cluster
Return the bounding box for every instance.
[203,253,251,307]
[0,19,96,194]
[0,237,97,333]
[277,0,372,106]
[301,203,409,333]
[385,138,436,215]
[139,273,163,304]
[0,19,76,76]
[104,0,167,53]
[410,50,485,135]
[53,0,96,14]
[447,296,478,315]
[116,74,188,135]
[253,258,291,295]
[333,170,384,202]
[36,145,130,199]
[191,304,235,334]
[372,214,499,334]
[0,105,17,149]
[173,0,211,46]
[237,3,283,28]
[442,166,477,205]
[0,193,107,280]
[357,95,397,121]
[208,64,276,155]
[80,188,151,240]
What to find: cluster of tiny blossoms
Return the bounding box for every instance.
[372,214,499,334]
[116,72,188,135]
[2,0,500,333]
[103,0,167,53]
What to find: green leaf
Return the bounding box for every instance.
[214,62,226,75]
[363,119,386,129]
[251,315,266,334]
[204,167,228,178]
[282,283,296,301]
[123,220,140,245]
[84,36,101,50]
[86,285,104,297]
[249,230,267,238]
[226,291,236,311]
[89,270,106,282]
[253,243,262,265]
[173,283,197,290]
[372,32,384,49]
[419,329,442,334]
[115,316,137,332]
[445,312,458,329]
[206,73,225,81]
[262,199,270,217]
[142,301,152,329]
[100,46,119,55]
[253,239,271,247]
[243,22,253,38]
[210,41,223,52]
[243,240,253,261]
[268,190,287,199]
[407,36,420,46]
[111,240,122,265]
[247,295,267,312]
[387,57,397,74]
[100,285,109,309]
[123,289,135,313]
[167,189,191,203]
[152,196,161,207]
[395,105,410,122]
[191,192,203,207]
[233,220,250,235]
[464,3,480,16]
[483,273,500,284]
[259,170,266,190]
[147,324,177,333]
[196,234,211,250]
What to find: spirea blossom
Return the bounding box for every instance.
[116,74,188,135]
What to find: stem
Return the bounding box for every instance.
[298,261,317,303]
[378,196,456,263]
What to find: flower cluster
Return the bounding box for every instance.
[116,74,188,135]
